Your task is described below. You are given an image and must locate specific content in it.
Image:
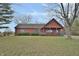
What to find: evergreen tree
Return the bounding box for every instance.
[0,3,14,26]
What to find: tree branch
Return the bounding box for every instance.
[66,3,69,18]
[71,3,79,25]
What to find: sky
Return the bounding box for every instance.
[0,3,61,32]
[12,4,49,23]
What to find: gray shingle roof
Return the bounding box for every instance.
[15,24,45,28]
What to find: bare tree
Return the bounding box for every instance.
[45,3,79,39]
[14,14,32,24]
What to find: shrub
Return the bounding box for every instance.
[72,31,79,36]
[17,33,30,36]
[31,33,39,36]
[17,33,40,36]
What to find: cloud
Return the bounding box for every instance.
[41,4,48,7]
[31,11,47,16]
[21,11,47,16]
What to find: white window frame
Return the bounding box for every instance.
[20,29,25,32]
[46,30,52,33]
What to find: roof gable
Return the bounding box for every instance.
[44,18,63,28]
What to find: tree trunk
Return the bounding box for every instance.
[64,22,72,39]
[66,26,72,39]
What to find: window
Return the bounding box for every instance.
[46,30,52,33]
[56,30,58,33]
[20,29,25,32]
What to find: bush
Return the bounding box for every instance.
[72,31,79,36]
[3,31,13,36]
[31,33,39,36]
[17,33,40,36]
[17,33,30,36]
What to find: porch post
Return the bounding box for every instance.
[56,28,57,35]
[58,29,60,35]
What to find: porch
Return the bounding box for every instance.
[41,28,62,35]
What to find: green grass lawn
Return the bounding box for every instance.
[0,36,79,56]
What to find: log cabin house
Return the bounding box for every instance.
[15,18,64,36]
